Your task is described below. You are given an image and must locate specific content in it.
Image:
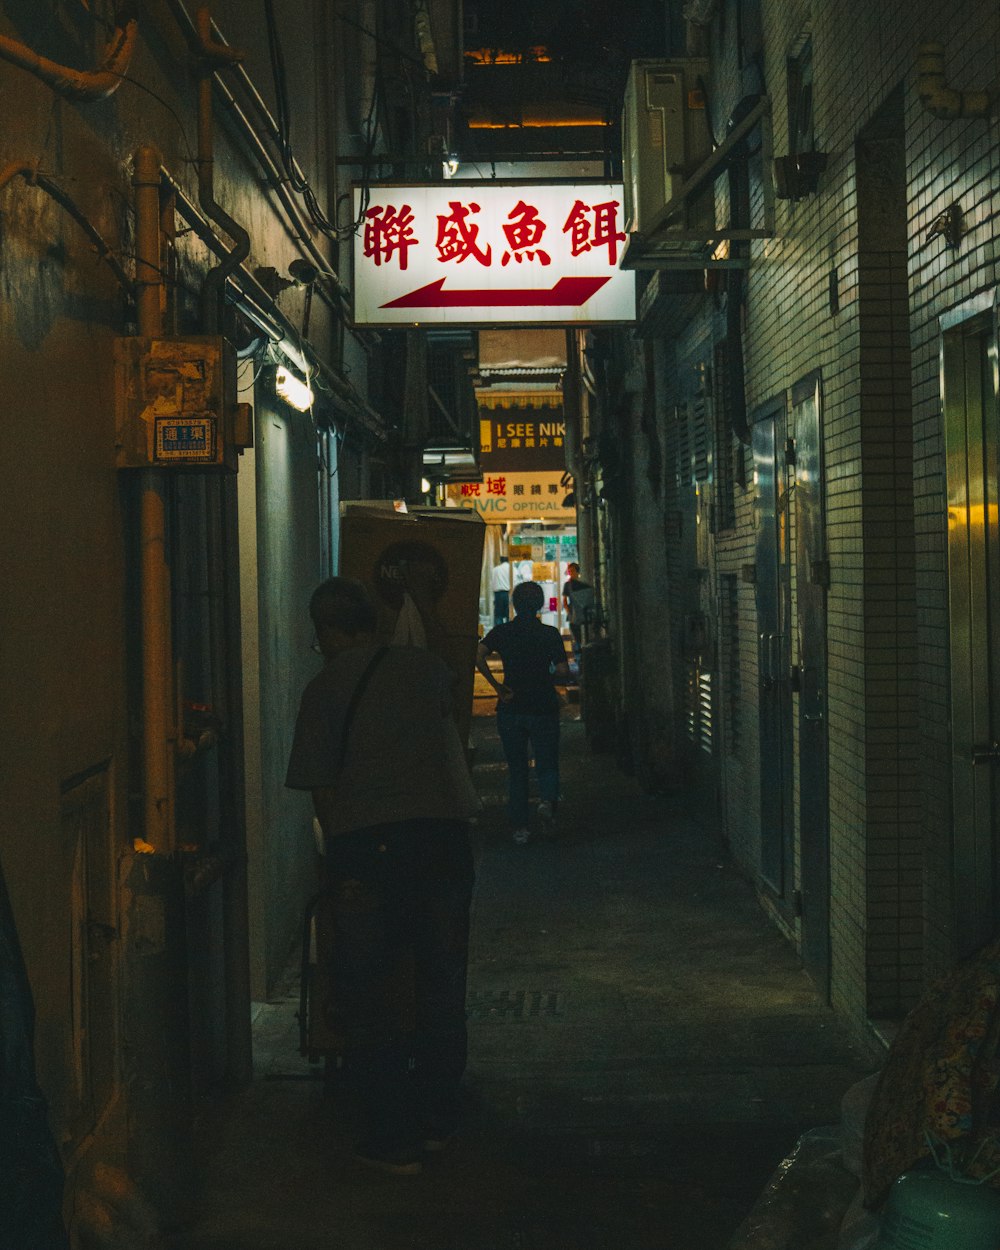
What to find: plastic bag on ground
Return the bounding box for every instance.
[726,1127,859,1250]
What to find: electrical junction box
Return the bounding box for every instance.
[114,336,252,471]
[621,58,713,235]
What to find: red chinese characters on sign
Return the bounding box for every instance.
[562,198,626,265]
[486,475,506,496]
[460,483,481,497]
[501,200,551,266]
[362,195,625,271]
[436,201,492,266]
[363,204,418,269]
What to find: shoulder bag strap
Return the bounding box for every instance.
[336,646,390,772]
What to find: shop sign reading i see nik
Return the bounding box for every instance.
[352,183,636,326]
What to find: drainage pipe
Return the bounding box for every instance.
[166,0,351,308]
[917,42,991,119]
[134,144,176,852]
[0,3,137,102]
[160,167,385,438]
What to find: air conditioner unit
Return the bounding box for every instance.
[622,59,713,235]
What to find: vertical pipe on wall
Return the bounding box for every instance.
[134,144,175,852]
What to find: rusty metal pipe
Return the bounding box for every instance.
[0,4,137,101]
[134,145,176,853]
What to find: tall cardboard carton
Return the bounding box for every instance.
[338,504,485,743]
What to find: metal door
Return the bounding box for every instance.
[753,407,794,902]
[943,310,1000,956]
[792,374,830,993]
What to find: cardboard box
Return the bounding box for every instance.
[339,504,486,741]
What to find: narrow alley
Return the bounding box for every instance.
[166,703,872,1250]
[4,1,1000,1246]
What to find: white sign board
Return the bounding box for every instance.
[447,471,574,522]
[352,182,636,326]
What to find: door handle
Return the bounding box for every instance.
[758,634,784,687]
[972,742,1000,765]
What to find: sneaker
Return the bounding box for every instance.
[512,827,532,845]
[353,1142,424,1176]
[537,801,557,838]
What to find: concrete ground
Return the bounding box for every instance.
[165,699,876,1249]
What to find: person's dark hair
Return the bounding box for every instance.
[499,556,508,564]
[512,581,545,614]
[567,562,580,574]
[309,577,377,636]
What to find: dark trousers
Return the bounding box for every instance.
[324,819,474,1152]
[493,589,509,625]
[496,709,560,828]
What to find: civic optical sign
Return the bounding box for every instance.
[352,182,636,326]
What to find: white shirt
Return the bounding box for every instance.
[492,562,512,592]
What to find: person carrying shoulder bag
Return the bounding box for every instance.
[286,577,480,1176]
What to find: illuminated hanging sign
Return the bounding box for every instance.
[447,471,574,521]
[352,182,636,326]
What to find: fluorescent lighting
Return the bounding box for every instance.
[275,366,314,411]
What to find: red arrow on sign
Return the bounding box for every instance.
[381,275,611,309]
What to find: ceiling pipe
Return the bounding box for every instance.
[917,42,992,119]
[0,3,137,101]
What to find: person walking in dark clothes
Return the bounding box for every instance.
[476,581,570,844]
[286,577,480,1175]
[561,561,594,658]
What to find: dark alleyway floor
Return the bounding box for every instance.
[167,711,876,1249]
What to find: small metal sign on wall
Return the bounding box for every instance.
[352,182,637,326]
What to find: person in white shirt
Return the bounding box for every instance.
[491,556,512,624]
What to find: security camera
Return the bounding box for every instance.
[288,259,319,286]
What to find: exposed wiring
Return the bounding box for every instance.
[105,72,198,168]
[0,164,134,295]
[336,10,427,71]
[263,0,376,241]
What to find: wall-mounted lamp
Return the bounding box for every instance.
[274,365,314,411]
[420,477,432,493]
[925,202,964,251]
[443,156,460,178]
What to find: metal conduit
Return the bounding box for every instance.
[194,6,252,337]
[165,0,352,310]
[208,72,350,321]
[160,169,385,439]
